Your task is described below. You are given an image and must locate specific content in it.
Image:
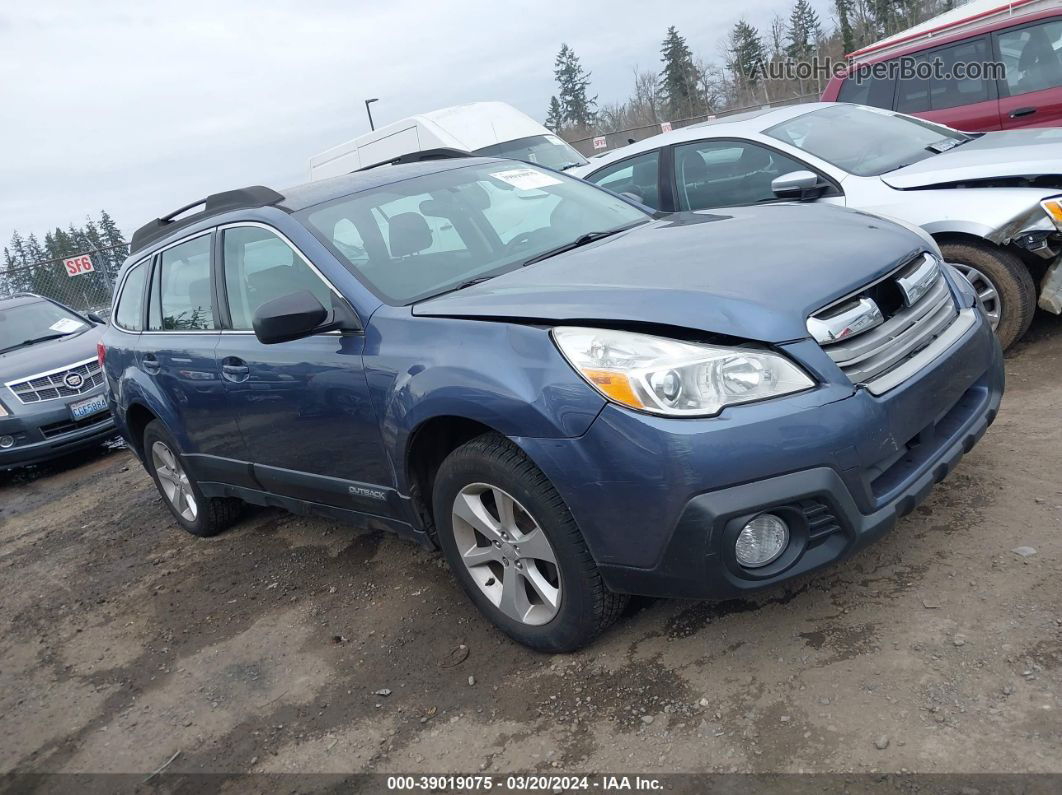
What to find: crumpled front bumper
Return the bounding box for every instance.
[516,306,1004,599]
[1038,255,1062,314]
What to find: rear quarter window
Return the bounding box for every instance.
[837,68,897,109]
[114,261,148,331]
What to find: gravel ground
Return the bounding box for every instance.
[1,315,1060,780]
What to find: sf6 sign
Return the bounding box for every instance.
[64,254,95,277]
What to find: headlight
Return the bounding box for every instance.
[552,327,814,417]
[1040,198,1062,231]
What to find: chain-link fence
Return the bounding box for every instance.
[1,244,126,317]
[566,93,822,157]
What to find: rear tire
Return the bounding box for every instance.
[432,433,627,652]
[940,241,1035,350]
[142,420,242,538]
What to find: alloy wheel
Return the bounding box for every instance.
[451,483,561,626]
[151,440,198,522]
[952,262,1001,330]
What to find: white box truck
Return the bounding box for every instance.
[308,101,588,180]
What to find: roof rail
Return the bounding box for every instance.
[130,185,285,255]
[357,147,472,172]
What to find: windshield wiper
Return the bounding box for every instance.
[521,228,628,268]
[421,275,498,301]
[558,162,583,171]
[0,333,68,355]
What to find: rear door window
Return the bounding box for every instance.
[151,234,215,331]
[114,260,148,331]
[928,37,994,109]
[998,19,1062,97]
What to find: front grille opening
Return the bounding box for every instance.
[7,360,104,404]
[864,276,905,317]
[808,253,958,392]
[40,413,111,440]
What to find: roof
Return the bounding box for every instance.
[849,0,1051,61]
[279,157,497,211]
[129,157,494,256]
[575,103,827,176]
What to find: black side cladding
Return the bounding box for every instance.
[129,185,285,254]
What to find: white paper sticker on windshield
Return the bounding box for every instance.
[490,168,562,190]
[49,318,85,334]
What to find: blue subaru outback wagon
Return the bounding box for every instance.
[101,158,1003,650]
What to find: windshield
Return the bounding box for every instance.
[301,161,648,304]
[474,134,588,171]
[765,104,970,177]
[0,300,89,354]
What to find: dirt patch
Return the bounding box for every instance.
[1,314,1061,775]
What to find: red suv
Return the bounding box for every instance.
[822,4,1062,131]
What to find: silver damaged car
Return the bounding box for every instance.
[574,102,1062,348]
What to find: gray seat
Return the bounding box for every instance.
[388,212,433,257]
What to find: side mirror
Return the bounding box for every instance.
[771,170,827,201]
[252,290,331,345]
[87,312,105,324]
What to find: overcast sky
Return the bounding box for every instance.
[0,0,834,253]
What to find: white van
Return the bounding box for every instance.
[308,101,588,180]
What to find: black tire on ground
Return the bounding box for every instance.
[432,433,628,652]
[141,419,242,538]
[940,240,1036,350]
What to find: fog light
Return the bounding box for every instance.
[0,435,14,449]
[735,513,789,568]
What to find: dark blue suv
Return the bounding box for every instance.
[101,158,1003,650]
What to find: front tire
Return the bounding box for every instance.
[142,420,242,537]
[432,433,627,652]
[940,241,1035,350]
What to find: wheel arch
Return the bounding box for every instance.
[124,401,160,457]
[404,415,507,537]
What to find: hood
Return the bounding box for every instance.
[414,204,924,343]
[881,127,1062,190]
[0,324,103,383]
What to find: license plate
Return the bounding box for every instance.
[69,393,108,420]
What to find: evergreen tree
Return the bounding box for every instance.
[728,20,767,90]
[553,44,597,128]
[835,0,856,54]
[658,26,701,120]
[544,96,564,131]
[98,209,128,271]
[786,0,822,62]
[3,210,126,308]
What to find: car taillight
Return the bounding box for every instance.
[97,340,106,367]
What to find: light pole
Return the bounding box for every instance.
[364,98,379,131]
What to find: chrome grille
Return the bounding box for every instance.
[808,254,960,395]
[5,358,104,404]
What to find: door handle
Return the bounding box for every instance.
[1010,106,1037,118]
[142,354,160,373]
[221,357,250,382]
